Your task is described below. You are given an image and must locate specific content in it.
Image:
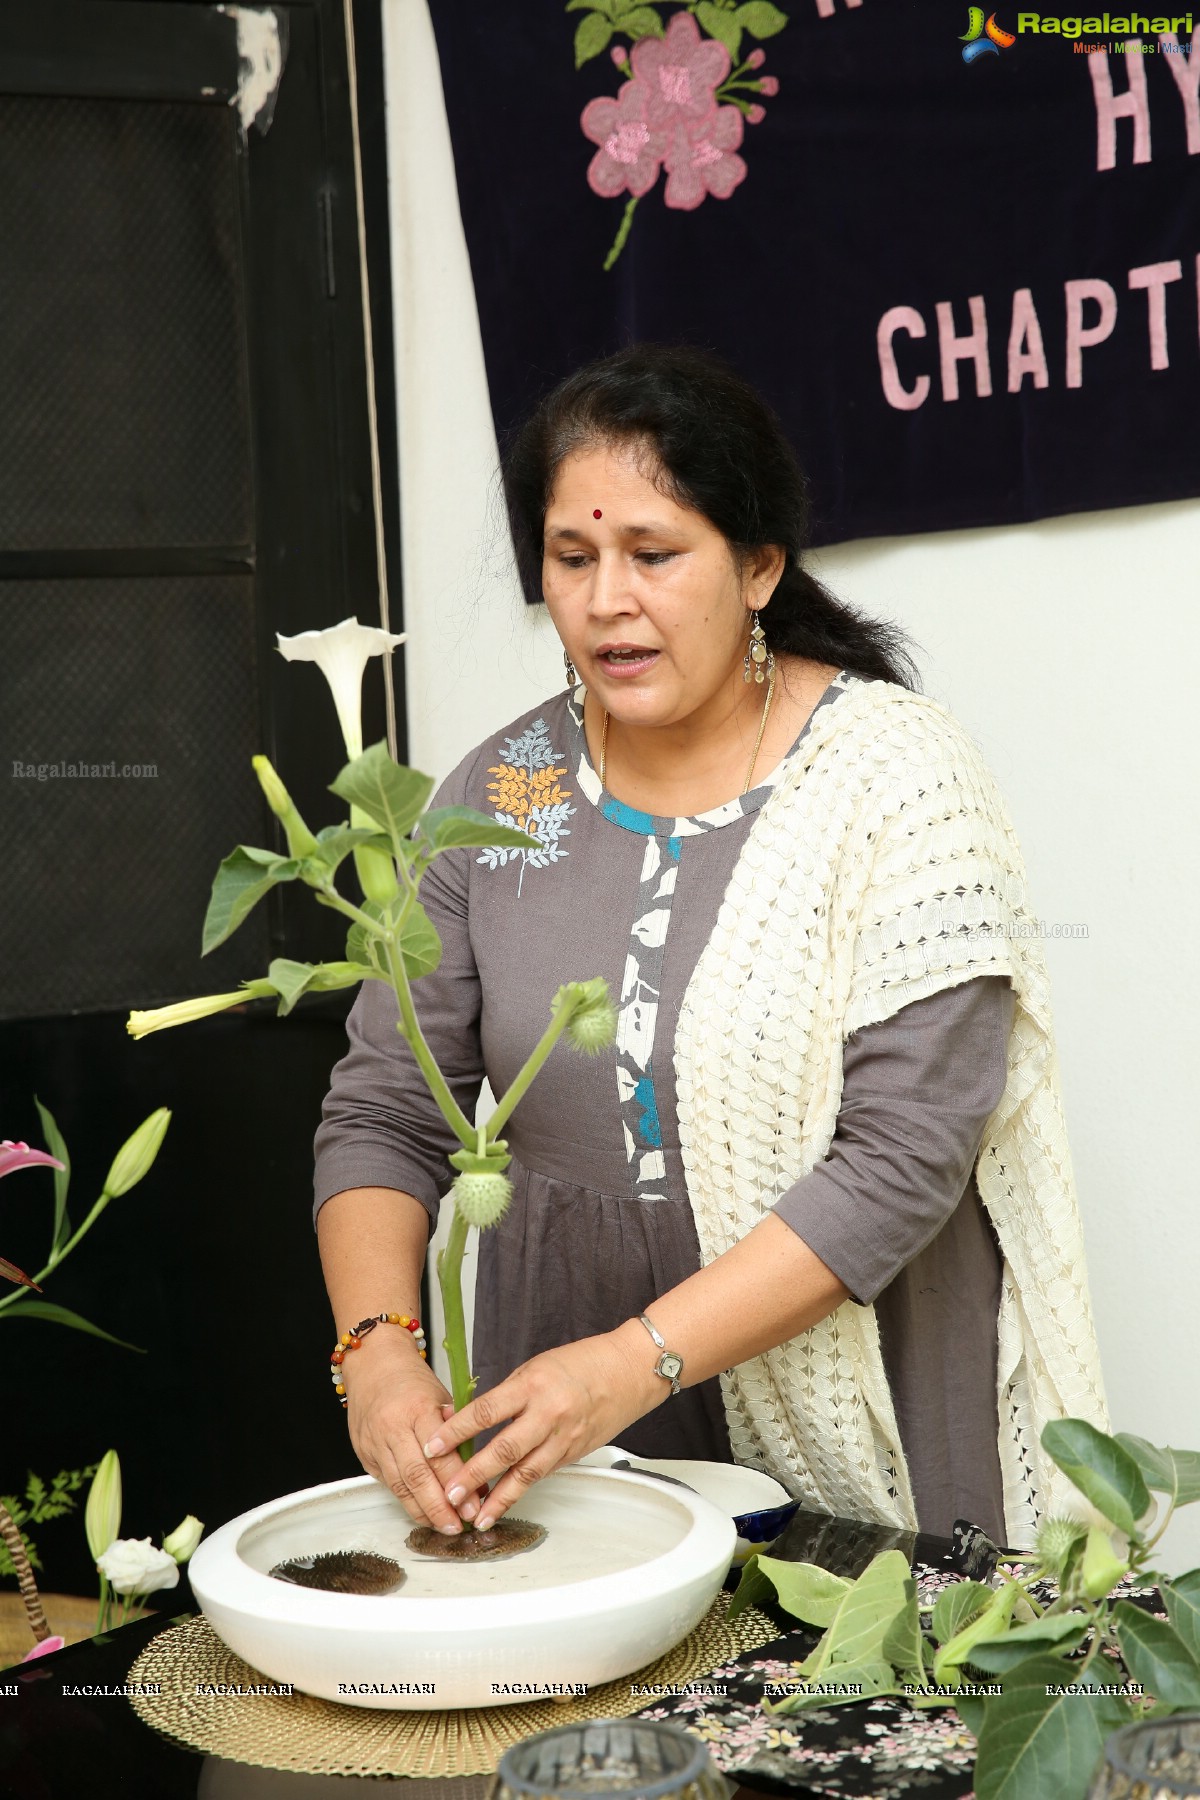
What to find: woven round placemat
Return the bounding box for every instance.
[126,1592,775,1779]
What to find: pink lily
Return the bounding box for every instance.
[21,1636,66,1662]
[0,1141,65,1182]
[1,1140,65,1291]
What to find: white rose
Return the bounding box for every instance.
[96,1537,181,1597]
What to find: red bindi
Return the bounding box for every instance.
[593,509,602,518]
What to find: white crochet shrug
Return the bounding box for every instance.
[674,678,1109,1547]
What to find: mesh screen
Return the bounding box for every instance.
[2,576,270,1019]
[0,95,252,553]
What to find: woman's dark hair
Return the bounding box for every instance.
[502,344,918,690]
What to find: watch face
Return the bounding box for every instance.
[658,1352,684,1380]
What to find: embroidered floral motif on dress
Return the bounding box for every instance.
[477,718,574,897]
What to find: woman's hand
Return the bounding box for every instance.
[421,1327,659,1530]
[342,1333,486,1534]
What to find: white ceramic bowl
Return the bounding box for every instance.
[188,1464,736,1710]
[579,1449,799,1565]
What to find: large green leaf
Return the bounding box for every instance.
[973,1654,1131,1800]
[765,1657,898,1714]
[970,1612,1090,1674]
[265,959,373,1018]
[881,1580,926,1675]
[33,1097,71,1253]
[303,825,394,881]
[726,1553,779,1622]
[950,1689,987,1735]
[753,1555,851,1628]
[1115,1433,1200,1509]
[574,10,613,65]
[202,846,299,955]
[1112,1601,1200,1708]
[566,0,613,14]
[7,1298,142,1352]
[417,807,540,856]
[736,1,788,37]
[696,0,741,57]
[397,900,443,981]
[1163,1570,1200,1664]
[1041,1419,1151,1538]
[931,1580,993,1645]
[329,745,434,855]
[801,1550,912,1680]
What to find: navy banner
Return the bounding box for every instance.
[426,0,1200,546]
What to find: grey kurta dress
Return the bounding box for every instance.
[314,673,1012,1540]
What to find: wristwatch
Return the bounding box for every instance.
[638,1313,684,1397]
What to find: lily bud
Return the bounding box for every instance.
[102,1109,171,1198]
[452,1170,513,1230]
[85,1450,123,1562]
[252,755,319,859]
[162,1514,204,1563]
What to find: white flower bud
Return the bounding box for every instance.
[161,1515,204,1564]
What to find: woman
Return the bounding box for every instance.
[314,346,1108,1551]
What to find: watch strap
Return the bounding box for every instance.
[637,1313,683,1397]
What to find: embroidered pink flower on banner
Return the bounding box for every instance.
[663,108,747,212]
[581,80,665,199]
[630,12,731,133]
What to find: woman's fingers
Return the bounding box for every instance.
[347,1375,471,1533]
[374,1424,468,1533]
[470,1455,556,1531]
[425,1337,649,1526]
[429,1379,581,1520]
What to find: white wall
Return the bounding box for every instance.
[381,0,1200,1573]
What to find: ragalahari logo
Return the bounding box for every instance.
[961,7,1018,58]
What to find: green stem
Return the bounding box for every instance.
[96,1572,110,1634]
[315,884,392,939]
[436,1207,476,1465]
[0,1191,114,1317]
[1138,1499,1176,1556]
[1072,1604,1110,1680]
[485,1001,581,1141]
[603,195,640,272]
[382,939,476,1149]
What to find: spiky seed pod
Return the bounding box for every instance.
[452,1170,513,1230]
[566,995,618,1056]
[1034,1515,1087,1580]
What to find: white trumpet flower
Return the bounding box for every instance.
[275,617,406,761]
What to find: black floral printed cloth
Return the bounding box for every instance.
[628,1510,1164,1800]
[427,0,1200,546]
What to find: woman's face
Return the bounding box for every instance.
[541,442,779,733]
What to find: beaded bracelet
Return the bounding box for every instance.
[330,1312,428,1407]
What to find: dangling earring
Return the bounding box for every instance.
[564,651,577,689]
[743,613,774,685]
